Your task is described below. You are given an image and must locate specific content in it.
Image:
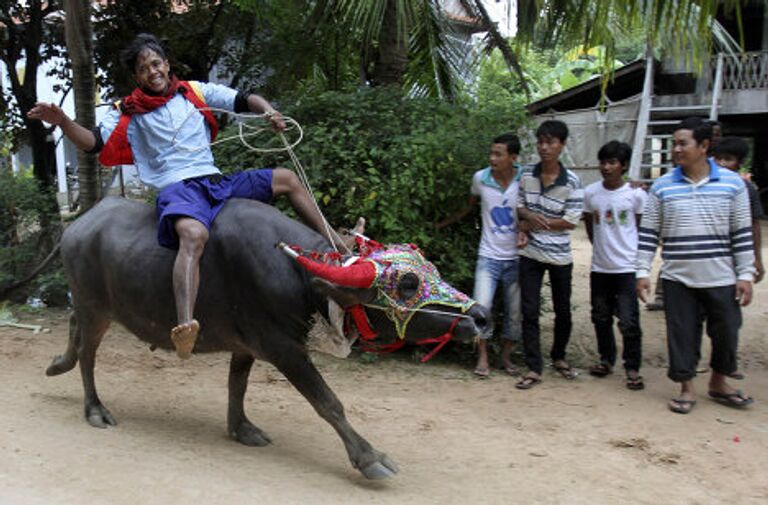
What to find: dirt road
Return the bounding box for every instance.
[1,228,767,504]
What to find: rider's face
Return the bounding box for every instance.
[133,49,171,95]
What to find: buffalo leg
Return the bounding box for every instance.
[75,311,114,428]
[272,352,399,480]
[46,313,80,376]
[227,352,271,446]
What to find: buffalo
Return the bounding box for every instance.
[46,196,489,479]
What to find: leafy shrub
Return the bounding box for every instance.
[0,168,64,304]
[213,87,528,294]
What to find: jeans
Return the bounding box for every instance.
[473,256,521,342]
[519,256,573,374]
[663,280,741,382]
[590,272,642,371]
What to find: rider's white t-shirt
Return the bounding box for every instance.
[583,181,647,273]
[471,167,520,261]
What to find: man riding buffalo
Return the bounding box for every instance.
[29,33,360,359]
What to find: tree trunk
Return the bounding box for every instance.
[64,0,99,211]
[370,0,409,87]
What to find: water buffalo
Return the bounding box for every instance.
[46,196,489,480]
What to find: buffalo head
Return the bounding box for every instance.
[280,241,490,356]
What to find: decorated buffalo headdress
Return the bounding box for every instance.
[279,237,476,341]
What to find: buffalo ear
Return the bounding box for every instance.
[311,278,376,308]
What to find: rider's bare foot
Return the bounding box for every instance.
[171,320,200,359]
[336,217,366,252]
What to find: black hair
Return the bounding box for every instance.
[597,140,632,168]
[712,137,749,163]
[705,119,722,129]
[675,116,712,145]
[535,120,569,143]
[120,33,167,73]
[492,133,521,155]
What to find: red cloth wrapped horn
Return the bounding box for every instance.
[296,256,377,288]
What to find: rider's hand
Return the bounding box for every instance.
[28,102,68,127]
[266,110,286,132]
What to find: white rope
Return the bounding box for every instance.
[365,289,476,321]
[171,107,351,254]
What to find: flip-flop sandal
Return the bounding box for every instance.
[626,374,645,391]
[669,398,696,414]
[515,375,542,390]
[553,362,578,380]
[504,365,520,377]
[589,363,613,377]
[708,390,754,408]
[473,367,490,379]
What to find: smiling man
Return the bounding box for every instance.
[636,117,755,414]
[28,33,360,359]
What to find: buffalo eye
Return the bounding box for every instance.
[397,272,420,300]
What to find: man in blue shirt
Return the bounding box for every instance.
[29,33,360,359]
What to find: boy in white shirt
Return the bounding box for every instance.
[583,141,646,390]
[437,133,526,377]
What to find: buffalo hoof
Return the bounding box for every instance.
[85,403,117,429]
[230,420,272,447]
[46,354,77,376]
[360,454,399,480]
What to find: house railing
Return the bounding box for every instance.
[710,50,768,90]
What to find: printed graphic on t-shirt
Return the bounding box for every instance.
[490,198,516,234]
[596,207,631,227]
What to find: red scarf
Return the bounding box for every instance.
[120,76,182,114]
[99,78,219,167]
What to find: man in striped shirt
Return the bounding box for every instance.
[515,120,584,389]
[636,117,755,414]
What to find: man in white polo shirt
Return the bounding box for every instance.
[437,133,526,378]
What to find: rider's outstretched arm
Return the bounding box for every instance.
[28,102,98,152]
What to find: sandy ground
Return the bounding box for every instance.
[1,227,768,505]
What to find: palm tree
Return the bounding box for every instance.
[307,0,743,96]
[63,0,98,211]
[306,0,464,97]
[516,0,744,71]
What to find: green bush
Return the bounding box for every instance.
[0,169,64,304]
[213,87,528,294]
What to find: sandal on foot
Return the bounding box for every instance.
[515,375,542,390]
[553,361,578,380]
[708,390,754,408]
[668,398,696,414]
[646,300,664,311]
[473,367,490,379]
[625,374,645,391]
[589,363,613,377]
[504,365,520,377]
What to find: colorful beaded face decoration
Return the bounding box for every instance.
[365,244,475,339]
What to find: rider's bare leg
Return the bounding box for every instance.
[271,168,364,251]
[170,217,209,358]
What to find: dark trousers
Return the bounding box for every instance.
[520,256,573,375]
[663,280,741,382]
[590,272,642,371]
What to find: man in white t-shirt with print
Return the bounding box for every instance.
[583,141,646,390]
[437,133,526,378]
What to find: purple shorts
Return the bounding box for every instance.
[156,169,273,248]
